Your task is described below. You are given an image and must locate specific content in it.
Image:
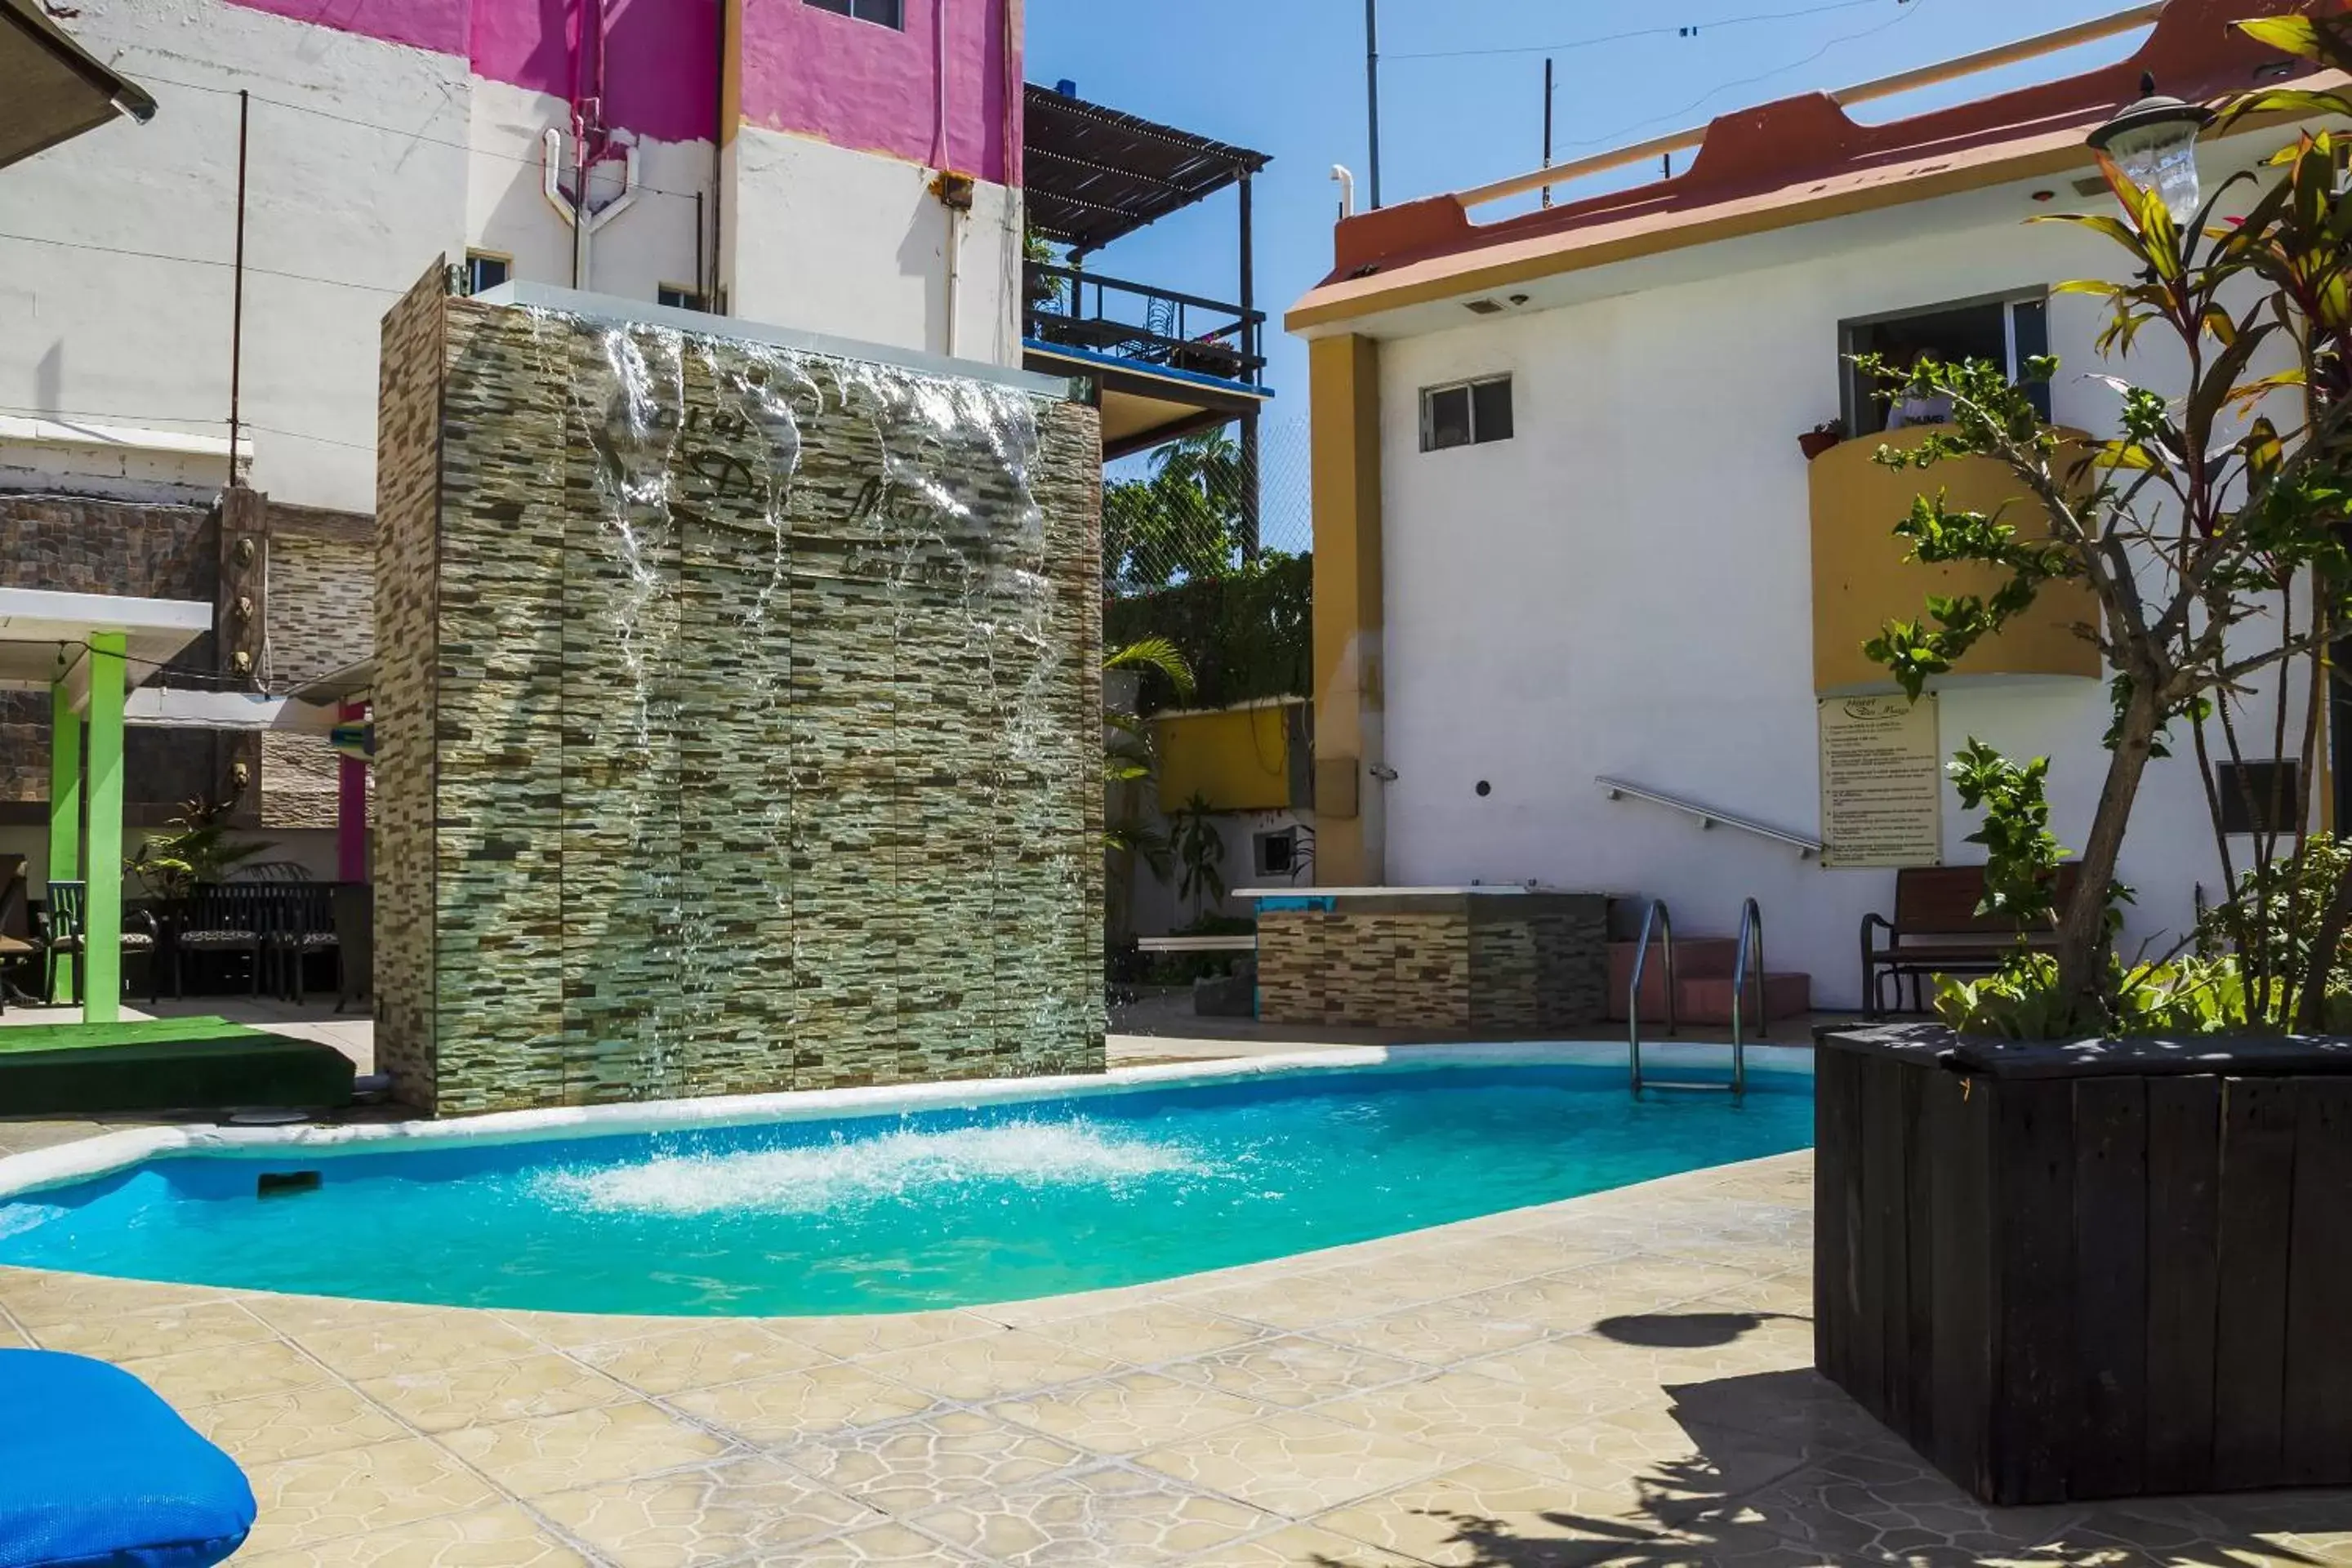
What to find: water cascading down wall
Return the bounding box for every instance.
[374,266,1105,1116]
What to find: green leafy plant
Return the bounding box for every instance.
[1023,228,1066,308]
[1862,17,2352,1029]
[1169,791,1228,924]
[1938,950,2261,1040]
[1103,636,1195,876]
[126,795,290,899]
[1102,430,1252,594]
[1944,742,2065,930]
[1103,550,1310,714]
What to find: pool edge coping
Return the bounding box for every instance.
[0,1039,1815,1204]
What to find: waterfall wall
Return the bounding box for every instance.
[375,268,1104,1116]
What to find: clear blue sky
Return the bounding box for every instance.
[1026,0,2147,419]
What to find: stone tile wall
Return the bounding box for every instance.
[1258,894,1609,1032]
[0,492,375,827]
[0,496,219,813]
[376,272,1106,1116]
[259,512,374,831]
[370,265,449,1107]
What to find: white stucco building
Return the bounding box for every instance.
[0,0,1023,516]
[1290,0,2342,1011]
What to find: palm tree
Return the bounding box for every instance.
[1102,429,1247,593]
[1102,636,1195,875]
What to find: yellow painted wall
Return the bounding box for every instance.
[1309,334,1383,881]
[1811,425,2103,693]
[1155,705,1297,814]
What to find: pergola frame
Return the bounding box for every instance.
[0,588,209,1020]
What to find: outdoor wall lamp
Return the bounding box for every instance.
[2087,71,2216,225]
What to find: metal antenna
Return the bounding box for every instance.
[1365,0,1383,209]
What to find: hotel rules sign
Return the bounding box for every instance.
[1819,695,1941,868]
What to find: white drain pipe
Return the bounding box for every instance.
[541,127,641,293]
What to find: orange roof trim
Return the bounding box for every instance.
[1288,0,2331,334]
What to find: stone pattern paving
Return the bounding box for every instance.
[2,1146,2349,1566]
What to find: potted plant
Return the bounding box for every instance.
[1816,12,2352,1508]
[1797,420,1845,460]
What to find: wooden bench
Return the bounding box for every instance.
[1860,863,2079,1017]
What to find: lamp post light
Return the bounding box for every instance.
[2087,71,2217,225]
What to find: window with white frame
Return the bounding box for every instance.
[657,284,706,312]
[462,251,510,296]
[1839,290,2051,437]
[1419,375,1513,452]
[807,0,903,28]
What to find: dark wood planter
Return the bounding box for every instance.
[1815,1022,2352,1506]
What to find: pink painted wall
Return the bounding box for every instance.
[735,0,1018,183]
[468,0,722,145]
[223,0,1015,179]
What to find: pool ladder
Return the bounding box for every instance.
[1627,897,1762,1098]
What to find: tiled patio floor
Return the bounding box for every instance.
[3,1140,2349,1565]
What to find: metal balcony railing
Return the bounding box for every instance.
[1024,263,1266,388]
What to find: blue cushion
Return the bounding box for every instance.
[0,1350,256,1568]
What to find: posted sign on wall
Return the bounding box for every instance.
[1819,695,1941,868]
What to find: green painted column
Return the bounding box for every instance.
[45,678,80,1004]
[83,631,127,1023]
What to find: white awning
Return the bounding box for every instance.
[123,688,336,733]
[0,586,211,709]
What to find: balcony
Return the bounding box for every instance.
[1023,265,1265,457]
[1810,425,2102,693]
[1022,84,1272,461]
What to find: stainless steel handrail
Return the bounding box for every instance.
[1596,777,1823,859]
[1627,898,1677,1094]
[1727,896,1765,1098]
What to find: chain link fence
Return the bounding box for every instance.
[1103,416,1311,595]
[1102,417,1312,714]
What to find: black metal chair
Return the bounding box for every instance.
[330,883,371,1013]
[267,883,341,1004]
[40,881,161,1004]
[167,884,265,998]
[0,857,38,1011]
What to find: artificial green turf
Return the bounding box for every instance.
[0,1020,353,1115]
[0,1016,264,1054]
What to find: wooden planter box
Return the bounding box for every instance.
[1815,1023,2352,1506]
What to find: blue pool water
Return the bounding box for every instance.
[0,1063,1811,1315]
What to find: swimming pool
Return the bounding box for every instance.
[0,1049,1811,1316]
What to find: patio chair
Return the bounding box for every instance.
[331,881,372,1013]
[267,882,341,1004]
[40,880,161,1005]
[0,854,39,1011]
[167,884,264,999]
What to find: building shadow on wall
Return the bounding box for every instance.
[1296,1311,2352,1568]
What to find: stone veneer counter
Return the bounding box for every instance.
[1245,888,1610,1032]
[373,270,1104,1116]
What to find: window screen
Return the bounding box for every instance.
[1420,376,1512,452]
[807,0,902,26]
[1472,377,1514,443]
[1423,386,1472,451]
[2216,760,2301,835]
